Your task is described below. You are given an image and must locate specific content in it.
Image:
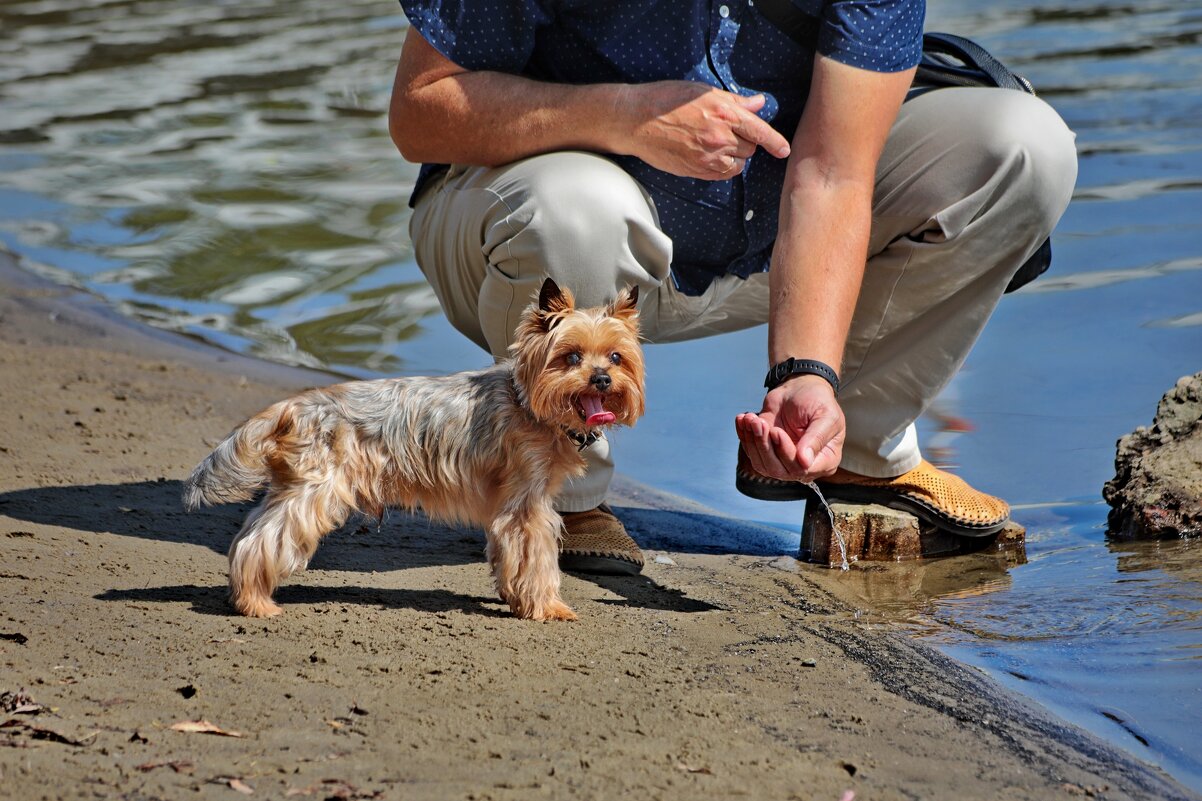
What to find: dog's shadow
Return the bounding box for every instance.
[95,582,515,618]
[1,479,731,617]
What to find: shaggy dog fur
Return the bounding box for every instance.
[184,279,644,621]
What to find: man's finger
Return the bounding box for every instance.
[732,138,757,159]
[731,92,767,113]
[706,156,745,180]
[769,428,801,470]
[731,106,790,158]
[741,414,792,480]
[796,415,841,471]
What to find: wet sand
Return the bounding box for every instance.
[0,253,1194,801]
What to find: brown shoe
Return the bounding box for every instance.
[559,503,644,575]
[736,447,1009,538]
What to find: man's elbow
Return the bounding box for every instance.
[388,98,426,163]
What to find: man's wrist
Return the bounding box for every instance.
[764,357,840,394]
[593,83,638,156]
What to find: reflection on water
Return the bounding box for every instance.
[823,502,1202,790]
[825,546,1025,632]
[2,0,1202,793]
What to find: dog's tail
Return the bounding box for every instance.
[182,407,283,510]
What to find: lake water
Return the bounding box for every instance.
[1,0,1200,791]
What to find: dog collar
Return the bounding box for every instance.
[565,428,601,451]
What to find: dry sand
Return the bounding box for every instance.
[1,254,1195,801]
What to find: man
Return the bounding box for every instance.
[388,1,1077,574]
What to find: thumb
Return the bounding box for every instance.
[796,415,840,470]
[731,93,766,112]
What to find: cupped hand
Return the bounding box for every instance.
[735,375,845,484]
[620,82,791,180]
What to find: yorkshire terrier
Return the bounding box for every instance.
[183,279,645,622]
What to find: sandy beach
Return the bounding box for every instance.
[0,252,1194,801]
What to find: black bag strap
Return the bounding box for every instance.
[917,32,1035,94]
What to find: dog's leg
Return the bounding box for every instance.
[227,497,289,618]
[487,498,575,622]
[227,483,349,618]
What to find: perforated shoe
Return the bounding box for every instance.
[736,448,1010,537]
[559,503,644,575]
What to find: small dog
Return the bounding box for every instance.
[183,279,644,622]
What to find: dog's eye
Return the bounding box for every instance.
[565,352,582,366]
[609,352,622,366]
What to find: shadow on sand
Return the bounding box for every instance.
[1,479,734,617]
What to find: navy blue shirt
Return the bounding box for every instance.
[401,0,925,295]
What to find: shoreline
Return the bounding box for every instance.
[0,250,1194,800]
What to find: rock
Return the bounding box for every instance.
[800,501,1025,567]
[1103,372,1202,539]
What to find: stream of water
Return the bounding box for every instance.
[1,0,1200,790]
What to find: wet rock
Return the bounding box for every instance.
[1104,372,1202,539]
[801,502,1025,567]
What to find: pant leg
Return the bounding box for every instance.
[409,151,673,512]
[837,87,1078,476]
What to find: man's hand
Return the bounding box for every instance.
[620,82,791,180]
[735,375,845,483]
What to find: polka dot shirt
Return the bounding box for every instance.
[401,0,926,296]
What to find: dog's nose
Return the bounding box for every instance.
[590,369,611,392]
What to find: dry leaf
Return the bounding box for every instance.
[170,719,243,737]
[1,691,45,715]
[228,778,254,795]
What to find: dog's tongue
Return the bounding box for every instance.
[583,395,615,427]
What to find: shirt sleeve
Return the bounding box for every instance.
[817,0,925,73]
[398,0,552,73]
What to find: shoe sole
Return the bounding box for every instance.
[559,552,644,576]
[736,469,1007,539]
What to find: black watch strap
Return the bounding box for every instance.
[764,358,840,394]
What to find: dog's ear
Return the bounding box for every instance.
[531,277,576,331]
[608,284,639,321]
[538,277,574,317]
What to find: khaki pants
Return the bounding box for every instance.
[409,87,1078,512]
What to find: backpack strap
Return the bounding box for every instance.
[917,32,1035,94]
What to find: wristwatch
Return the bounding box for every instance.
[763,358,840,394]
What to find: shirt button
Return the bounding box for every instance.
[745,209,755,221]
[719,4,730,17]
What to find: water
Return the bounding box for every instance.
[2,0,1201,791]
[805,481,850,571]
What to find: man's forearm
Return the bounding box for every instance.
[767,165,872,374]
[390,66,625,166]
[765,56,912,377]
[390,27,790,177]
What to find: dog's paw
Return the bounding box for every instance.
[533,600,578,622]
[234,595,284,618]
